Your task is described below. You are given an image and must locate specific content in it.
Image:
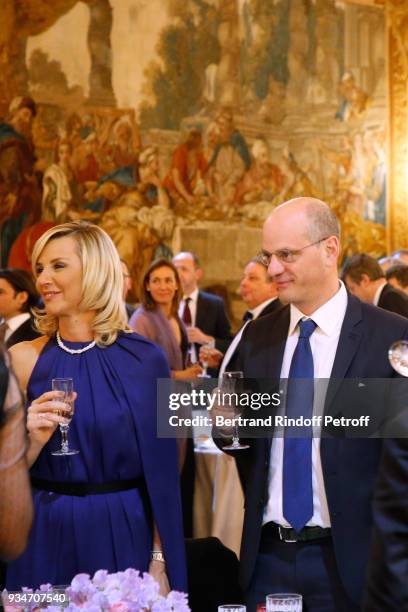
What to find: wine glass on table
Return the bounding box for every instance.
[221,371,249,450]
[51,377,79,456]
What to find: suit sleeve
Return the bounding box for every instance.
[381,291,408,318]
[364,439,408,611]
[213,299,232,353]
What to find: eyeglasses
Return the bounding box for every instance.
[257,236,330,266]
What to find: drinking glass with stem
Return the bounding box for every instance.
[51,377,79,456]
[198,338,215,378]
[220,371,250,450]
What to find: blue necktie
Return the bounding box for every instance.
[283,318,317,532]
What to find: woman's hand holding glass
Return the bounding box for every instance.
[27,390,76,455]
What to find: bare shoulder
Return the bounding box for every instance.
[9,336,49,392]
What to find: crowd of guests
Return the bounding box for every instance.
[0,200,407,611]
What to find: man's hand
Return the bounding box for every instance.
[199,346,224,368]
[187,327,213,345]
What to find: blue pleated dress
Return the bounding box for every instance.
[7,332,187,592]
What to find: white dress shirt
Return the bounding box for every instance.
[179,288,199,362]
[219,297,279,379]
[4,312,31,342]
[248,297,276,320]
[263,281,348,528]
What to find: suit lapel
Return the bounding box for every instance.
[257,306,289,452]
[195,292,204,330]
[265,305,290,379]
[325,294,363,411]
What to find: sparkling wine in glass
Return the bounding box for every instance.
[198,339,215,378]
[266,594,302,612]
[221,371,249,451]
[51,377,79,456]
[389,340,408,376]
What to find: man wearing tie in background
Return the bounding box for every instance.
[0,269,40,347]
[215,197,408,611]
[204,257,281,376]
[173,252,231,364]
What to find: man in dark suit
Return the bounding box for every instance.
[364,438,408,611]
[203,256,281,374]
[0,269,40,347]
[173,251,231,359]
[343,253,408,317]
[214,197,408,611]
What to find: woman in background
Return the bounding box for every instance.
[130,259,202,381]
[6,221,186,592]
[130,259,201,537]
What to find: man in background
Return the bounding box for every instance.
[120,260,135,320]
[391,248,408,265]
[0,269,40,347]
[343,253,408,318]
[203,256,281,374]
[173,251,231,362]
[385,263,408,296]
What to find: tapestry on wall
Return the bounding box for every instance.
[0,0,386,294]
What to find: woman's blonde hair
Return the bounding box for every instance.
[32,221,130,346]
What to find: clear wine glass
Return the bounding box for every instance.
[51,378,79,456]
[266,594,302,612]
[221,371,249,451]
[388,340,408,376]
[218,606,246,612]
[198,339,215,378]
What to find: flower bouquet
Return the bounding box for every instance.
[2,568,190,612]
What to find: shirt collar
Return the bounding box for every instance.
[250,297,277,320]
[6,312,31,334]
[183,287,199,304]
[288,280,348,337]
[373,280,387,306]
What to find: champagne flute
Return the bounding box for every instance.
[51,378,79,456]
[221,371,249,450]
[198,339,215,378]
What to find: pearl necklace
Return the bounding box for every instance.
[56,331,96,354]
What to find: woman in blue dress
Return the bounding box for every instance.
[7,221,186,593]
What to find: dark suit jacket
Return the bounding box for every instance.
[364,438,408,611]
[227,298,282,373]
[6,317,41,348]
[221,293,408,606]
[195,290,232,353]
[378,282,408,318]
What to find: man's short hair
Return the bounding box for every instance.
[342,253,385,283]
[174,251,201,268]
[391,249,408,259]
[0,268,39,312]
[249,256,273,283]
[304,200,340,242]
[386,264,408,288]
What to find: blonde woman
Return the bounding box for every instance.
[6,221,186,593]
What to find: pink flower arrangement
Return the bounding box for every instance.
[2,569,190,612]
